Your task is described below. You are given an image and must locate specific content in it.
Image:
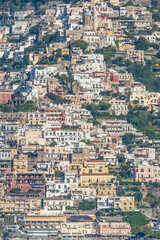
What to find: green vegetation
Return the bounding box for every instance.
[46,93,70,104]
[126,106,160,138]
[152,11,160,21]
[1,0,47,12]
[10,188,21,193]
[0,57,14,67]
[85,102,126,120]
[86,102,111,111]
[119,162,131,179]
[133,192,143,202]
[122,211,149,234]
[122,133,135,145]
[95,46,116,63]
[151,0,159,7]
[123,0,133,6]
[25,152,37,157]
[69,40,88,50]
[126,60,160,92]
[78,200,96,211]
[81,139,90,145]
[7,140,17,147]
[117,154,126,163]
[135,37,149,51]
[50,141,57,147]
[0,101,36,113]
[55,171,64,178]
[42,32,60,43]
[58,75,74,93]
[100,91,111,96]
[37,55,57,65]
[24,41,46,54]
[16,102,36,112]
[131,225,152,237]
[29,25,39,35]
[147,232,160,238]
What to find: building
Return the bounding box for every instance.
[97,222,131,236]
[126,49,145,64]
[97,196,135,211]
[6,172,46,194]
[130,163,160,182]
[13,154,28,172]
[61,215,96,238]
[109,99,128,115]
[0,112,27,124]
[24,215,66,233]
[80,160,116,187]
[97,182,118,197]
[0,198,41,213]
[0,90,12,104]
[27,109,66,125]
[130,92,160,107]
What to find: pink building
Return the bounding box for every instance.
[96,222,131,236]
[47,80,64,95]
[130,164,160,182]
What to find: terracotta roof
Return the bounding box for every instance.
[80,173,112,176]
[87,160,105,162]
[43,197,63,200]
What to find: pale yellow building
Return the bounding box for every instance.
[13,154,28,172]
[25,215,66,229]
[97,182,118,197]
[126,49,145,64]
[110,0,120,6]
[49,42,67,53]
[0,198,41,213]
[80,160,117,187]
[80,160,108,175]
[130,92,160,107]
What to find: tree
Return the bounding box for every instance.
[29,25,39,35]
[55,171,64,178]
[95,46,116,62]
[22,53,29,65]
[126,61,160,92]
[122,211,149,230]
[100,91,111,96]
[37,56,50,65]
[142,226,152,236]
[43,32,60,43]
[69,40,88,50]
[123,0,133,6]
[50,141,57,147]
[7,140,17,147]
[156,51,160,58]
[135,37,149,51]
[151,0,159,7]
[58,75,74,93]
[117,154,126,163]
[126,106,160,138]
[134,192,143,202]
[78,200,96,211]
[10,188,21,193]
[46,93,69,104]
[152,11,160,21]
[122,133,135,145]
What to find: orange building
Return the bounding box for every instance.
[0,90,12,104]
